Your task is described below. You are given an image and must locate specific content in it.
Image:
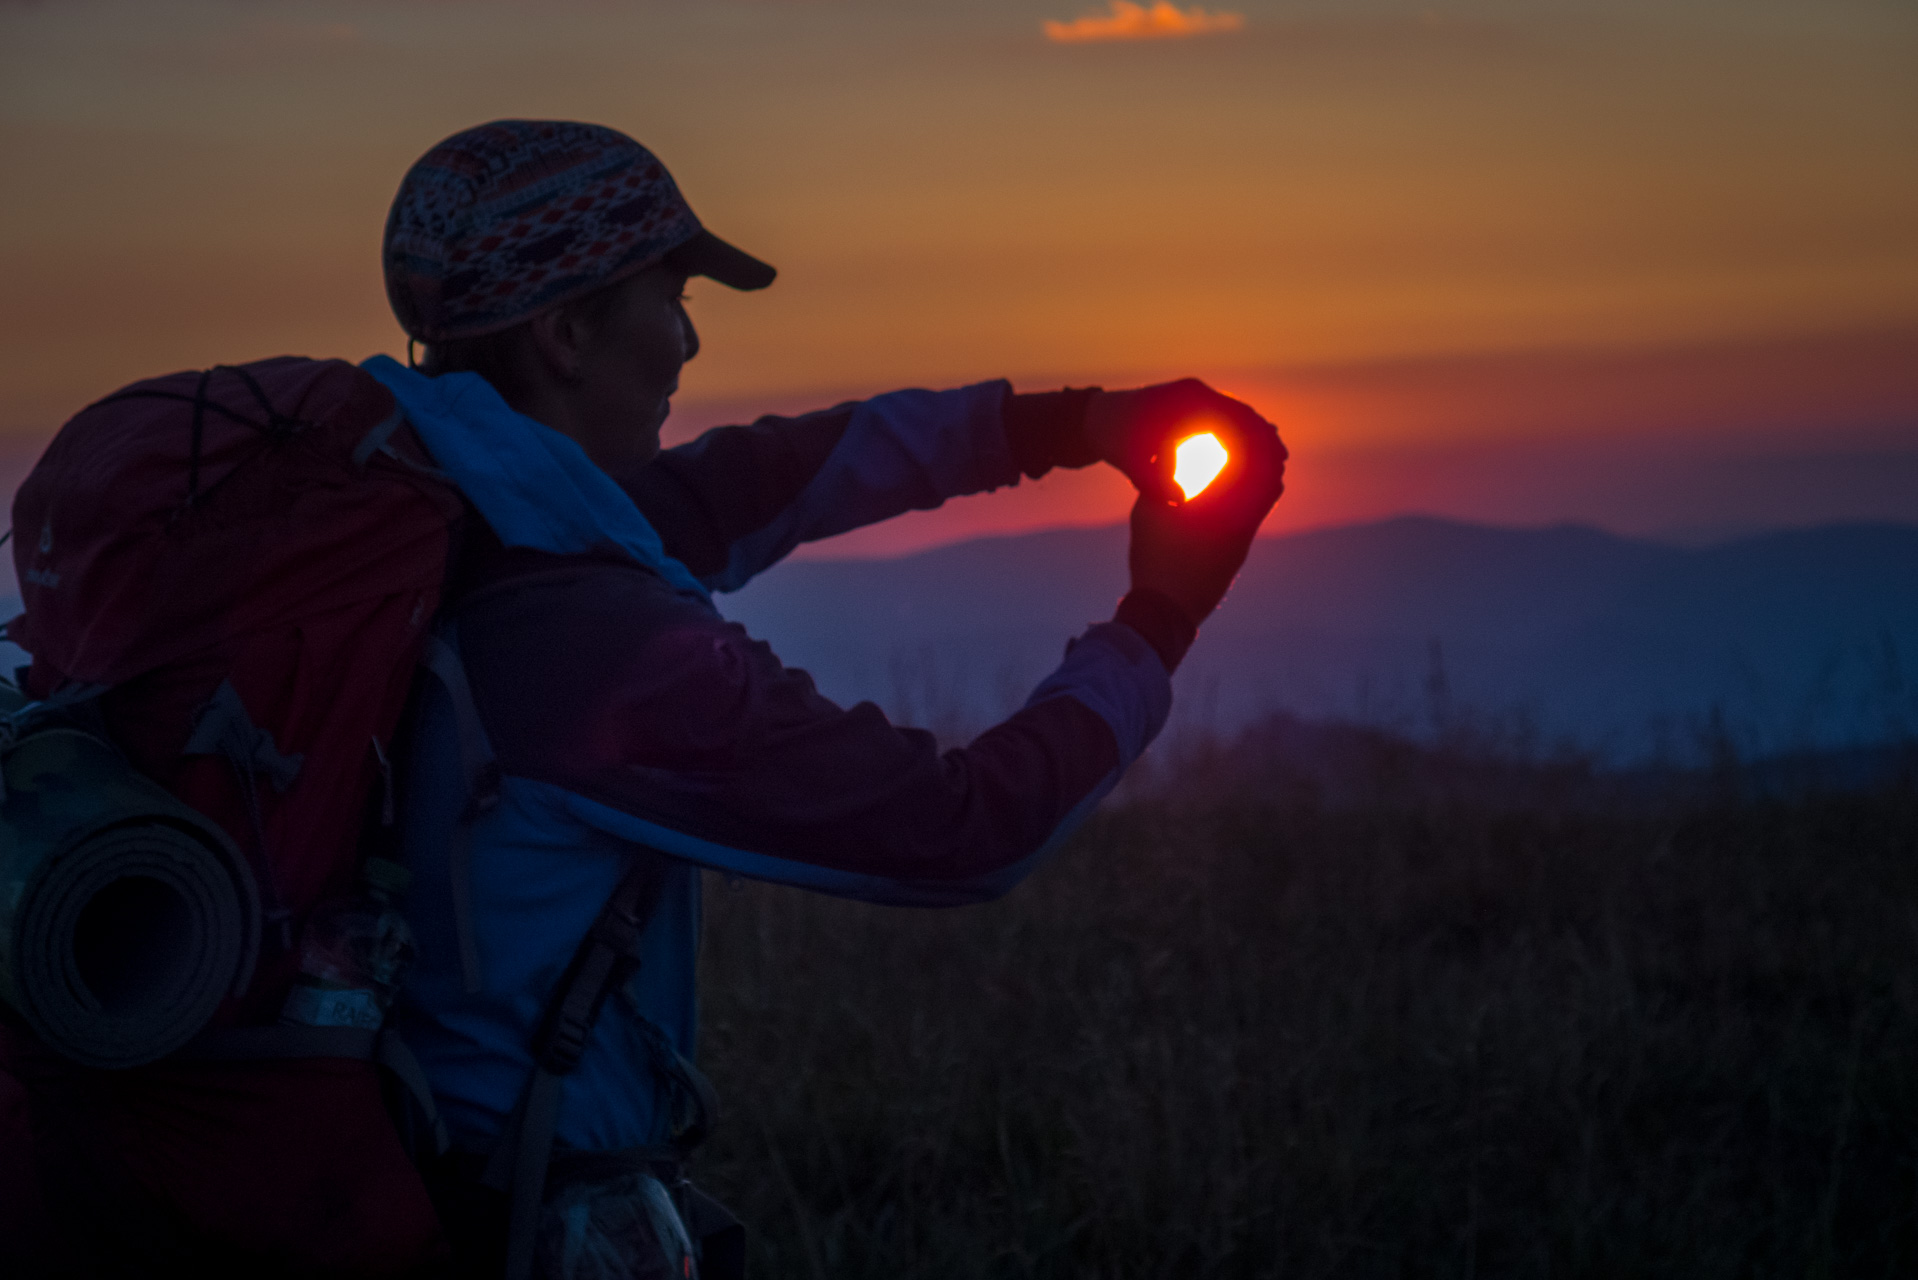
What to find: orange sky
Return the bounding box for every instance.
[3,0,1915,560]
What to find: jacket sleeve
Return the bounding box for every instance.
[455,565,1169,905]
[618,383,1098,593]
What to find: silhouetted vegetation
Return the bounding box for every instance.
[695,727,1918,1277]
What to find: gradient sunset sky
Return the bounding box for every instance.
[3,0,1914,560]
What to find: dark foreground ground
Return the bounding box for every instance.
[694,737,1918,1278]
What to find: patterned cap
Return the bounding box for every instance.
[383,120,775,343]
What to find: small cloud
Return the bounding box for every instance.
[1044,1,1245,44]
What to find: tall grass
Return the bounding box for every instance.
[693,748,1918,1277]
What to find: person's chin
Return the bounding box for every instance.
[633,415,666,464]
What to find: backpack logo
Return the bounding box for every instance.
[26,519,60,587]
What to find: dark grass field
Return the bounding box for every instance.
[693,739,1918,1278]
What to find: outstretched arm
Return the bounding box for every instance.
[453,389,1282,903]
[616,383,1099,591]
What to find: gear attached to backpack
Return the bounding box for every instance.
[0,680,260,1068]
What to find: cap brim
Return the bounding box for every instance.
[665,229,777,291]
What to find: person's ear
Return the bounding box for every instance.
[527,304,591,384]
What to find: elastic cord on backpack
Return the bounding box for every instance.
[101,367,314,519]
[219,364,306,439]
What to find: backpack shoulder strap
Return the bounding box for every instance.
[417,535,641,996]
[424,540,716,1278]
[480,848,675,1280]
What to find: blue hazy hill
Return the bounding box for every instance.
[719,518,1918,761]
[4,519,1911,763]
[0,597,20,681]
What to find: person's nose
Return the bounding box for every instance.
[678,305,700,363]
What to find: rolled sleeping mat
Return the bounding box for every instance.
[0,722,260,1069]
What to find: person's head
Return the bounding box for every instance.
[383,119,773,468]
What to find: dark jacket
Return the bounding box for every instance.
[363,358,1175,1155]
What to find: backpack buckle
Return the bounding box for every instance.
[590,903,647,961]
[540,1010,592,1075]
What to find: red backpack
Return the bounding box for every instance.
[3,358,466,1272]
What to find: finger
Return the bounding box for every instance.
[1219,405,1284,458]
[1225,422,1287,503]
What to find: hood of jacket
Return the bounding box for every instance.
[360,354,709,601]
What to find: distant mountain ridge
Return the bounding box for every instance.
[719,518,1918,762]
[5,518,1912,763]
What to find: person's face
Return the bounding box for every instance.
[570,263,699,469]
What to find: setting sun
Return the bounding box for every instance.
[1173,432,1228,501]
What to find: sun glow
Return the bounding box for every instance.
[1173,432,1228,500]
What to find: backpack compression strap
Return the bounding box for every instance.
[418,633,502,995]
[175,1023,450,1158]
